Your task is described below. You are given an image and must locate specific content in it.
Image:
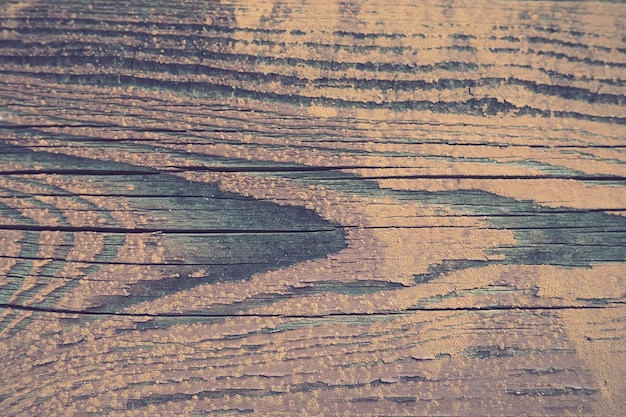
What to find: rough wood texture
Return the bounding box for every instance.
[1,0,625,415]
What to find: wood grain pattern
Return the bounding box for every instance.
[1,0,625,415]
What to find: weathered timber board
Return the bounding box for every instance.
[1,0,625,415]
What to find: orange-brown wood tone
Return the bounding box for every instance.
[1,1,625,415]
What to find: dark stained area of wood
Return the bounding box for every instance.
[1,146,347,314]
[0,0,625,416]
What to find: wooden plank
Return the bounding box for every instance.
[1,0,625,415]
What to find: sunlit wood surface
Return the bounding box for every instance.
[1,1,625,415]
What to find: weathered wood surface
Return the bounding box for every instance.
[1,0,625,415]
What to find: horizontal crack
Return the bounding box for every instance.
[2,169,626,182]
[171,165,370,172]
[0,303,612,320]
[0,123,113,129]
[6,223,621,234]
[341,174,626,181]
[0,254,278,268]
[0,224,337,234]
[0,169,159,176]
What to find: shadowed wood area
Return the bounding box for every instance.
[1,0,625,415]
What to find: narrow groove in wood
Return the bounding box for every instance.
[0,169,159,176]
[0,303,610,319]
[0,224,339,234]
[323,174,626,181]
